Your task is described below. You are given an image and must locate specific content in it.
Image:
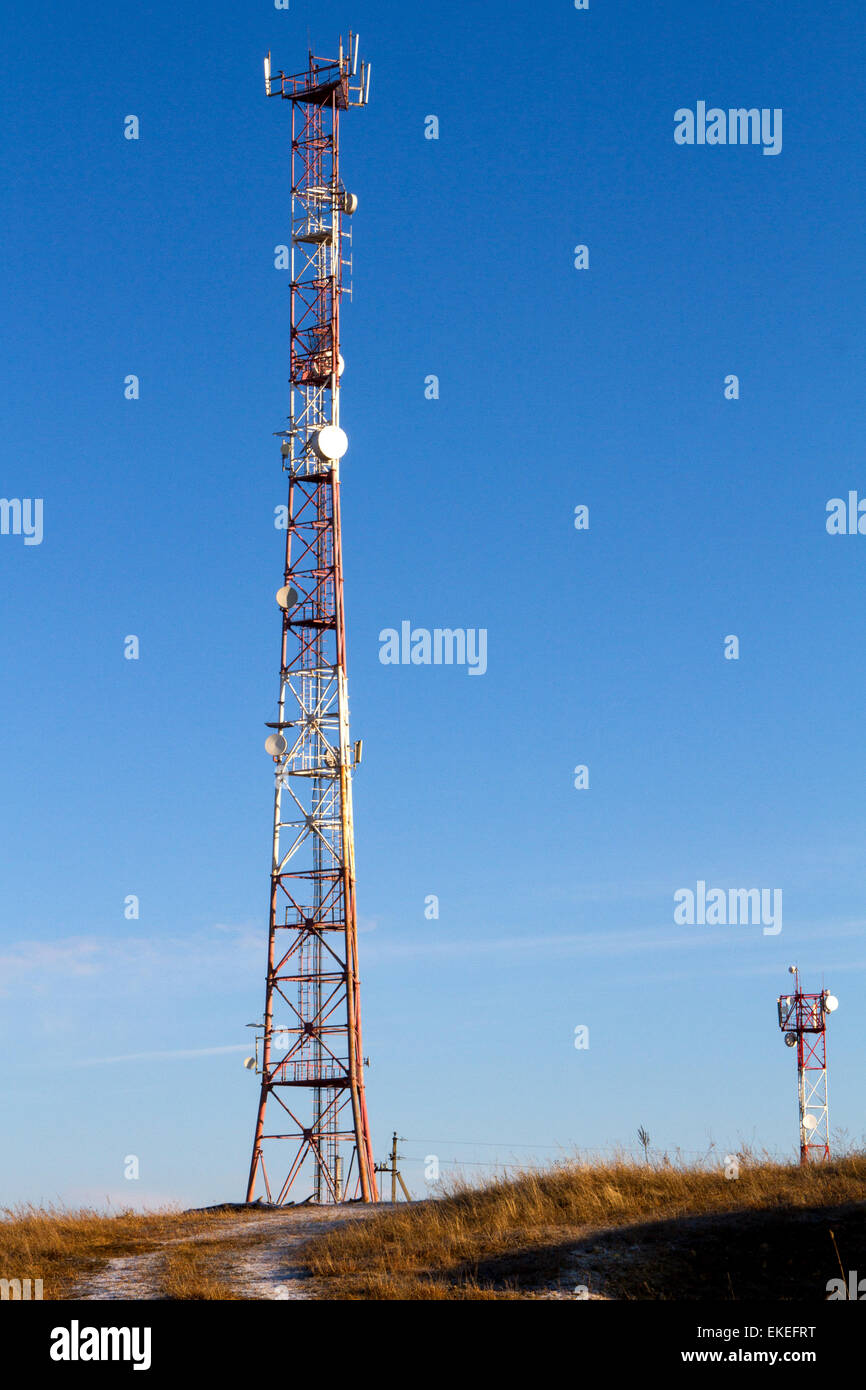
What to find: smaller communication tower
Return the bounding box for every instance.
[776,965,838,1164]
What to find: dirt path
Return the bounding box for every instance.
[72,1206,379,1301]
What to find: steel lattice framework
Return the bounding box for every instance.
[777,968,833,1164]
[246,34,377,1205]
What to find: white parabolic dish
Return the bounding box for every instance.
[265,733,288,756]
[315,425,349,461]
[803,1114,818,1131]
[824,994,839,1012]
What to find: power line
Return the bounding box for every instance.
[402,1137,571,1150]
[421,1158,545,1170]
[401,1137,728,1159]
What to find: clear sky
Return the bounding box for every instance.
[1,0,865,1209]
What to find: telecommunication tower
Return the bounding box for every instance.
[245,34,378,1205]
[776,965,838,1165]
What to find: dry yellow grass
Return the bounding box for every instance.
[5,1156,865,1301]
[0,1205,256,1300]
[302,1155,866,1300]
[159,1242,246,1300]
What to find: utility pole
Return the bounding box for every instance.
[375,1132,411,1202]
[245,33,377,1206]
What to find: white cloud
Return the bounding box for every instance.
[62,1044,248,1069]
[0,924,261,998]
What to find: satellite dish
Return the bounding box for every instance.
[784,1032,797,1047]
[338,354,345,376]
[788,965,797,975]
[824,994,839,1013]
[276,585,297,611]
[265,732,288,757]
[803,1114,818,1132]
[243,1056,256,1070]
[341,192,358,215]
[314,425,349,461]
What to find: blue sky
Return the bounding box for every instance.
[1,0,865,1207]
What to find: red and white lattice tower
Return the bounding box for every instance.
[776,966,838,1165]
[245,35,377,1205]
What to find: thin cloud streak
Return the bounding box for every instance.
[364,919,866,964]
[52,1045,248,1069]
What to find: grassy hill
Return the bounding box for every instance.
[2,1156,865,1299]
[301,1156,866,1300]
